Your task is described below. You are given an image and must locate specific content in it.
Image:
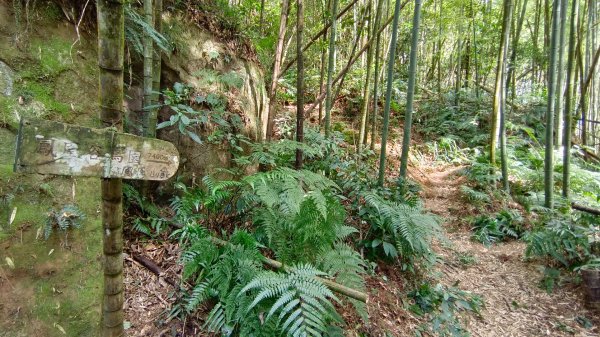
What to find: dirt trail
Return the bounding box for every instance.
[418,165,599,337]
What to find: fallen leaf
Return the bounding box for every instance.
[48,249,54,256]
[5,257,15,269]
[9,207,17,225]
[54,323,66,334]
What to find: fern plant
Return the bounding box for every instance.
[409,282,483,337]
[240,264,343,337]
[460,185,491,206]
[361,192,441,268]
[175,230,267,335]
[44,204,85,240]
[470,209,523,247]
[524,215,593,268]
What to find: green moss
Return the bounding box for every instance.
[15,81,71,118]
[0,95,17,128]
[29,38,72,78]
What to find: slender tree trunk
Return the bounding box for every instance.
[399,0,423,179]
[324,0,340,137]
[370,0,384,150]
[499,0,514,192]
[259,0,266,33]
[295,0,305,169]
[318,0,329,127]
[280,0,360,77]
[333,8,369,102]
[532,0,542,85]
[306,11,399,116]
[377,0,403,186]
[97,1,124,336]
[437,0,443,99]
[266,0,290,141]
[143,0,153,137]
[545,0,562,209]
[454,6,463,107]
[506,0,528,102]
[358,0,375,153]
[471,0,480,99]
[578,45,600,146]
[563,0,579,198]
[149,0,162,138]
[490,0,513,165]
[554,0,568,147]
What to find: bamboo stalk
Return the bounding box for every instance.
[209,237,368,303]
[572,202,600,216]
[97,0,125,336]
[167,222,367,302]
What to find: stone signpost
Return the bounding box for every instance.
[14,117,179,335]
[15,118,179,180]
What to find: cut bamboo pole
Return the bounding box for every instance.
[167,222,368,303]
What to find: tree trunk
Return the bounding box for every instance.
[454,6,463,107]
[377,0,403,186]
[280,0,360,77]
[306,11,399,116]
[370,0,384,150]
[149,0,162,138]
[563,0,579,198]
[471,0,480,99]
[499,0,514,192]
[399,0,423,179]
[318,0,329,127]
[295,0,305,169]
[554,0,568,147]
[333,7,369,103]
[506,0,528,102]
[143,0,153,137]
[324,0,340,137]
[490,0,513,166]
[266,0,290,141]
[358,0,375,153]
[545,0,562,209]
[97,0,124,336]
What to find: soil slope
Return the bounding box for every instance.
[420,164,599,337]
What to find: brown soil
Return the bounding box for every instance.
[417,164,600,337]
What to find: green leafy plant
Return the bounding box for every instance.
[409,282,484,337]
[155,83,248,152]
[44,205,85,240]
[360,192,441,269]
[470,209,523,246]
[539,267,561,293]
[460,185,491,206]
[124,3,172,55]
[524,215,594,268]
[240,264,343,337]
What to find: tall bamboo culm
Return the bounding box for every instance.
[377,0,403,186]
[143,0,153,137]
[563,0,579,198]
[399,0,423,179]
[97,0,125,335]
[545,0,562,208]
[149,0,163,138]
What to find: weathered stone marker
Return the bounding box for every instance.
[14,117,179,335]
[14,118,179,181]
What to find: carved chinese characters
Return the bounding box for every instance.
[15,119,179,181]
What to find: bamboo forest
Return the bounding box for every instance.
[2,0,600,336]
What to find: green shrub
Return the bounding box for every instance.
[410,282,483,337]
[470,209,523,246]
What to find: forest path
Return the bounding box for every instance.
[417,164,598,337]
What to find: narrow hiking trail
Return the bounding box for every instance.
[417,164,599,337]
